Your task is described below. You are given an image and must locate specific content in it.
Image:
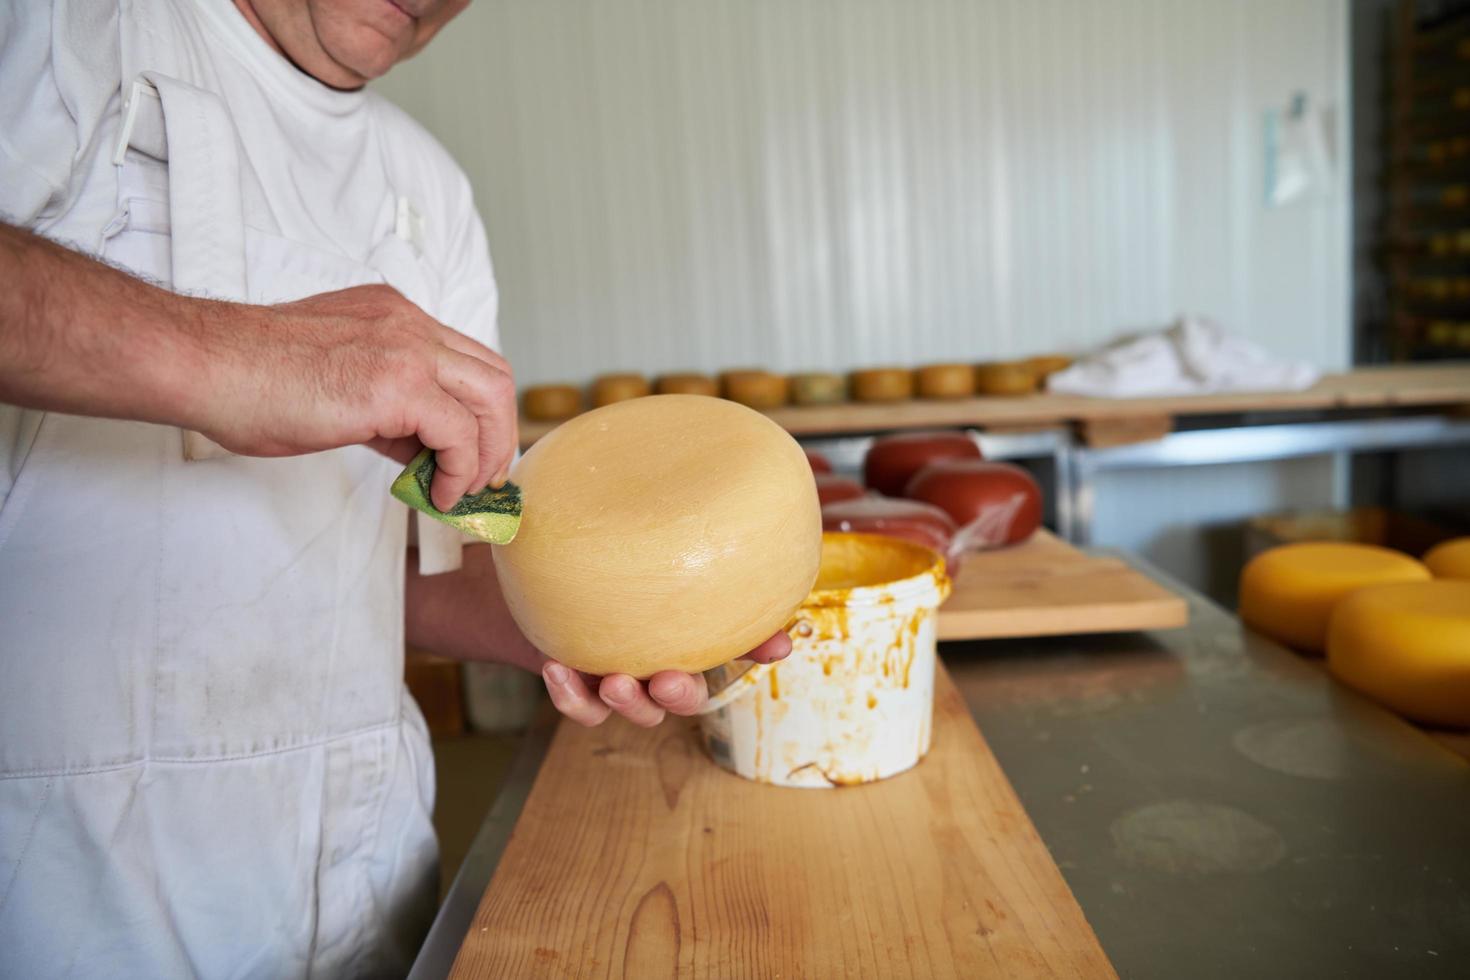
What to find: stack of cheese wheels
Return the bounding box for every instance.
[655,373,719,397]
[1238,543,1431,654]
[1425,537,1470,579]
[492,394,822,678]
[591,373,651,407]
[1328,580,1470,727]
[522,384,583,422]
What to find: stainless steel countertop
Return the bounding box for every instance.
[412,556,1470,978]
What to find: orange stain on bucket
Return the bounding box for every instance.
[698,533,951,788]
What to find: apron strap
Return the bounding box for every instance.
[115,72,247,461]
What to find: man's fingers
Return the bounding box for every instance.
[543,663,611,727]
[739,631,793,665]
[412,386,480,511]
[598,675,667,728]
[434,322,513,378]
[647,671,709,716]
[434,348,517,491]
[367,435,423,466]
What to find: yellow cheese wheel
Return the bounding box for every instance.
[655,373,719,397]
[788,372,847,406]
[915,363,977,400]
[522,384,583,422]
[720,370,788,409]
[850,368,914,403]
[974,361,1040,395]
[1238,543,1431,654]
[591,373,651,407]
[492,395,821,678]
[1425,537,1470,580]
[1327,581,1470,727]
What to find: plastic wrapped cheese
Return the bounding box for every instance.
[905,459,1042,550]
[862,430,982,497]
[822,496,958,573]
[815,473,866,506]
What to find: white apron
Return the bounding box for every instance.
[0,12,441,979]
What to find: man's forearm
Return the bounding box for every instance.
[0,222,223,426]
[405,544,545,672]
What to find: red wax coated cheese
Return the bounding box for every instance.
[863,431,982,498]
[905,459,1042,549]
[805,450,834,474]
[822,496,958,573]
[815,473,866,506]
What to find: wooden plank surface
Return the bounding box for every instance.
[519,363,1470,446]
[449,664,1116,979]
[938,532,1189,642]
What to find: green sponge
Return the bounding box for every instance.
[391,448,522,545]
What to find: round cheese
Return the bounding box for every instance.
[522,384,583,422]
[655,373,719,397]
[789,372,847,405]
[1425,537,1470,580]
[720,370,788,409]
[1024,354,1074,380]
[974,361,1040,396]
[850,368,914,403]
[915,364,976,400]
[1327,581,1470,727]
[492,394,821,678]
[591,373,651,407]
[1238,543,1431,654]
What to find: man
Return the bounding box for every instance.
[0,1,788,975]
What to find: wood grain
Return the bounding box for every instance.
[938,532,1189,641]
[518,364,1470,446]
[449,664,1116,979]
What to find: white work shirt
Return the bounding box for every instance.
[0,1,499,975]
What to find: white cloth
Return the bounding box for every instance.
[0,1,500,975]
[1045,316,1321,398]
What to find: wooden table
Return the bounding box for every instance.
[411,553,1470,980]
[444,665,1114,978]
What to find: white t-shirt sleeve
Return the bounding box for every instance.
[0,0,120,229]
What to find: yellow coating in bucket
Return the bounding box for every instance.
[699,532,951,788]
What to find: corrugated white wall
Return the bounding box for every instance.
[378,0,1349,384]
[377,0,1352,594]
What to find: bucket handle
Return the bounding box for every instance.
[695,617,812,716]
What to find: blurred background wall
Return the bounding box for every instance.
[377,0,1353,593]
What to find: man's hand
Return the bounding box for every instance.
[0,225,515,511]
[200,284,516,509]
[540,633,792,728]
[407,544,795,727]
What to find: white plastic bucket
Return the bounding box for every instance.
[697,532,951,788]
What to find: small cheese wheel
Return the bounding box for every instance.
[720,370,788,409]
[655,373,719,397]
[974,361,1040,396]
[1025,354,1074,379]
[789,372,847,405]
[850,368,914,403]
[916,363,977,400]
[592,373,651,407]
[522,384,583,422]
[1239,543,1432,654]
[1425,537,1470,579]
[1328,581,1470,727]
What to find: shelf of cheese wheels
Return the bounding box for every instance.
[1240,537,1470,733]
[516,362,1470,449]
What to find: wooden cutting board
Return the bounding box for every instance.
[448,664,1115,978]
[938,531,1188,641]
